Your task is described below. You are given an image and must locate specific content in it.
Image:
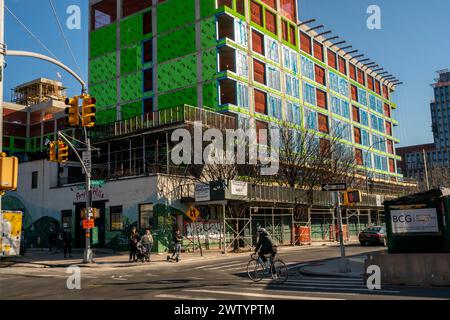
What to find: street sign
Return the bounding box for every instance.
[91,180,104,187]
[92,227,99,245]
[186,207,200,222]
[322,183,347,192]
[82,151,92,175]
[82,219,95,229]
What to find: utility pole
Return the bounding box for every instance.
[0,0,5,218]
[83,135,93,263]
[423,149,430,190]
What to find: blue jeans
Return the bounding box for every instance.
[144,243,153,260]
[172,243,181,258]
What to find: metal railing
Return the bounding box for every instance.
[90,105,237,140]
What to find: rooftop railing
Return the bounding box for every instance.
[90,104,237,141]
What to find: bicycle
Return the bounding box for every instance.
[247,253,288,284]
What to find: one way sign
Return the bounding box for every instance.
[322,183,347,192]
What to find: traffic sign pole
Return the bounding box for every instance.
[333,191,351,273]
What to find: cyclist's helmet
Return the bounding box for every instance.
[257,227,267,235]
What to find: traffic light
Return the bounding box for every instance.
[0,153,19,194]
[57,141,69,163]
[49,141,57,162]
[343,190,362,206]
[65,96,80,126]
[82,96,96,127]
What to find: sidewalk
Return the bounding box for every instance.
[0,241,360,269]
[298,254,376,278]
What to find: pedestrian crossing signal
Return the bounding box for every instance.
[344,190,362,206]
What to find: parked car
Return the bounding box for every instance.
[359,226,387,246]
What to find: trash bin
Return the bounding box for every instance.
[384,188,449,254]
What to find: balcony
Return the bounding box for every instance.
[90,104,237,141]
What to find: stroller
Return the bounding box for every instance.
[136,241,150,263]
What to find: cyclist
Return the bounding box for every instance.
[254,228,277,270]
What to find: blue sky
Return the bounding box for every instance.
[4,0,450,147]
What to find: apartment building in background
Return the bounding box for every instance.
[89,0,402,181]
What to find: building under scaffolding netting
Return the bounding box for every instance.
[11,78,66,106]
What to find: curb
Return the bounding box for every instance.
[298,265,364,279]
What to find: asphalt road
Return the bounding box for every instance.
[1,246,450,300]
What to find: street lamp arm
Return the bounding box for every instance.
[57,131,90,177]
[5,50,86,93]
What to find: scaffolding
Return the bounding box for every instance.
[11,78,66,107]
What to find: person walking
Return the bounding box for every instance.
[63,229,73,258]
[141,229,154,262]
[170,230,183,262]
[48,229,57,253]
[129,226,140,262]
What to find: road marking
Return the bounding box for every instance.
[271,281,400,294]
[156,294,217,300]
[245,286,359,297]
[204,262,246,270]
[183,289,344,300]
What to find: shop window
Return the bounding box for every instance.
[375,80,381,95]
[253,59,266,84]
[318,114,329,133]
[250,1,263,26]
[338,56,347,75]
[351,85,358,102]
[289,25,296,46]
[32,171,38,189]
[254,89,267,114]
[384,103,391,117]
[355,149,363,165]
[139,204,154,230]
[327,50,337,69]
[316,89,327,109]
[352,105,360,123]
[367,75,374,91]
[313,41,324,62]
[314,65,326,86]
[110,206,124,231]
[265,10,277,35]
[220,79,237,105]
[282,21,288,42]
[300,32,311,54]
[143,11,152,35]
[252,30,264,55]
[354,127,361,144]
[357,68,365,86]
[61,210,72,230]
[143,69,153,92]
[236,0,245,15]
[143,40,152,63]
[280,0,296,22]
[123,0,152,18]
[219,46,236,73]
[349,63,356,81]
[91,0,117,30]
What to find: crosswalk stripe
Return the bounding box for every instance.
[155,294,218,300]
[245,286,359,297]
[183,289,345,300]
[259,282,399,294]
[204,262,246,270]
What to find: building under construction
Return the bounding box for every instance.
[3,78,67,156]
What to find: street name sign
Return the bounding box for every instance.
[322,183,347,192]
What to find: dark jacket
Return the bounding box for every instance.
[63,231,72,246]
[130,232,140,245]
[173,232,183,244]
[255,232,274,253]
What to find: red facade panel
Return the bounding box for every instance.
[300,32,311,54]
[254,89,267,114]
[313,41,324,61]
[252,30,264,54]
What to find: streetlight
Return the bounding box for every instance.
[364,139,389,194]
